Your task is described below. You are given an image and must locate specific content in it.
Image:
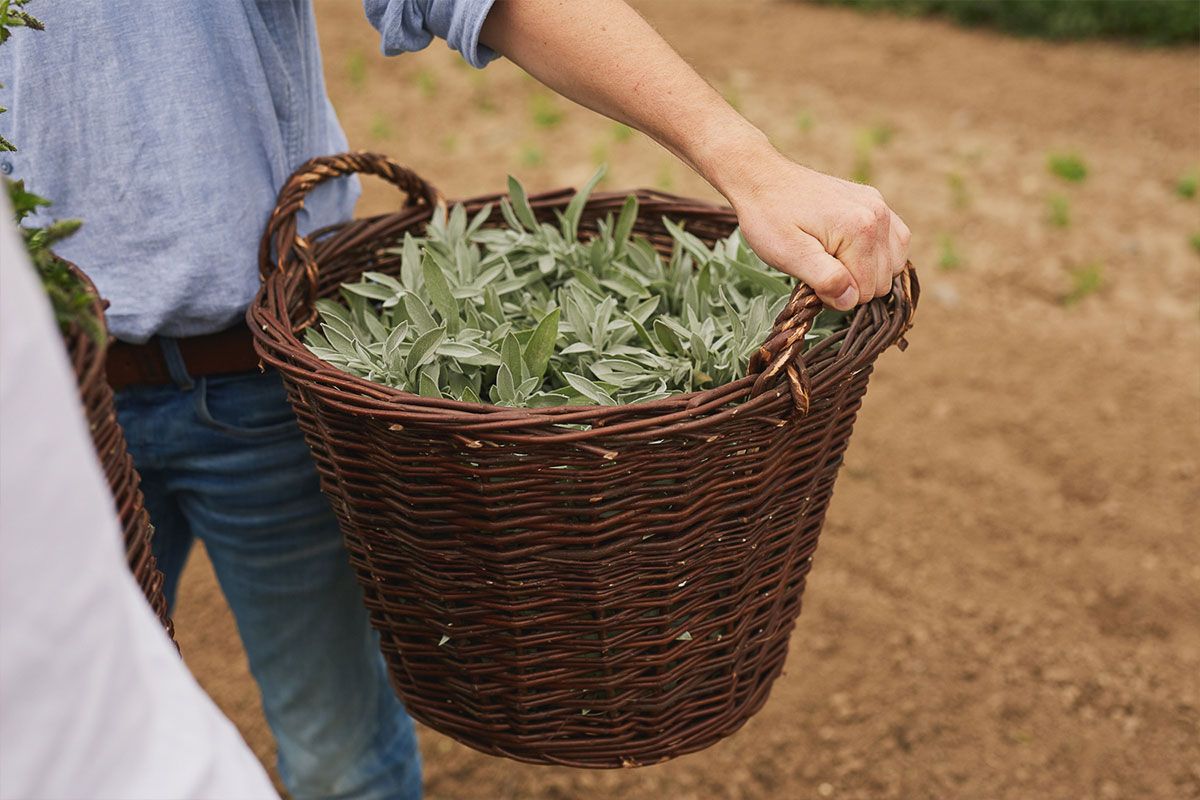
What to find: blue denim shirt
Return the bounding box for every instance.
[0,0,497,342]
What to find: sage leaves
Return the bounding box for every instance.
[304,169,850,407]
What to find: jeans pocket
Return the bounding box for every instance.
[194,372,299,439]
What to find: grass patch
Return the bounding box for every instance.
[1048,152,1088,183]
[656,162,675,191]
[1176,168,1198,199]
[369,114,393,140]
[1047,193,1071,228]
[1190,233,1200,255]
[413,69,437,99]
[947,172,970,210]
[937,234,962,271]
[612,123,634,143]
[1062,263,1103,306]
[796,110,815,134]
[805,0,1199,45]
[530,92,565,129]
[347,51,367,88]
[518,144,543,167]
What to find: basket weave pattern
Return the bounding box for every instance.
[251,153,917,767]
[64,263,175,642]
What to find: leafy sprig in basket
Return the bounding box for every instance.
[305,168,850,408]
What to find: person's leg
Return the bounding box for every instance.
[164,366,421,800]
[115,384,195,608]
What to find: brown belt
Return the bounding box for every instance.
[107,324,262,391]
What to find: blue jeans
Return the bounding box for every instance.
[115,339,422,800]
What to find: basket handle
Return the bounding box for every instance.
[257,151,445,311]
[746,263,918,415]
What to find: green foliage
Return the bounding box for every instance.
[1062,263,1103,306]
[346,51,367,88]
[306,169,848,408]
[2,2,99,341]
[6,180,100,340]
[851,124,892,184]
[806,0,1199,45]
[369,114,393,140]
[518,143,543,167]
[530,92,564,129]
[796,110,815,134]
[1047,152,1088,183]
[937,234,962,271]
[413,69,437,99]
[1175,168,1198,199]
[611,123,634,143]
[0,1,42,45]
[1189,232,1200,255]
[1047,193,1070,227]
[947,172,970,210]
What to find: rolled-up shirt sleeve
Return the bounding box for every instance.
[364,0,501,68]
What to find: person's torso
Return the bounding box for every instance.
[0,0,358,341]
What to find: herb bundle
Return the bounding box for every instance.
[305,169,849,407]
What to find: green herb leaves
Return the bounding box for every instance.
[305,170,847,407]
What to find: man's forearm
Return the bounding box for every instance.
[479,0,911,310]
[479,0,779,201]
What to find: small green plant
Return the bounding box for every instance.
[655,162,675,191]
[518,143,543,167]
[1189,232,1200,255]
[1175,168,1198,199]
[937,234,962,271]
[6,181,99,340]
[530,92,564,129]
[591,142,609,169]
[440,134,458,154]
[796,110,815,134]
[346,51,367,89]
[947,172,970,210]
[863,122,895,148]
[1048,152,1087,183]
[304,168,849,407]
[1062,263,1103,306]
[369,114,393,140]
[850,148,872,185]
[1047,193,1071,227]
[611,123,633,143]
[413,69,437,99]
[850,125,891,185]
[722,85,743,113]
[2,2,98,340]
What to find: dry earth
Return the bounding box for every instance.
[175,2,1200,798]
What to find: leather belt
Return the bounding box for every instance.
[107,324,261,391]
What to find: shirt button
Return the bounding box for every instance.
[0,161,12,175]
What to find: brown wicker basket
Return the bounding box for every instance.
[62,261,175,643]
[250,152,918,768]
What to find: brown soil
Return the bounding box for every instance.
[174,2,1200,798]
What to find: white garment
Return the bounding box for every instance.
[0,201,278,800]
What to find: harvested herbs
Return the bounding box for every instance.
[6,179,99,342]
[305,168,850,407]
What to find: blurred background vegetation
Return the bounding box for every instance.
[807,0,1199,45]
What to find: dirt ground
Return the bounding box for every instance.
[174,2,1200,798]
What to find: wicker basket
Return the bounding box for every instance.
[250,152,917,768]
[62,261,175,643]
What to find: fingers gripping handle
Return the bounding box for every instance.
[747,262,918,415]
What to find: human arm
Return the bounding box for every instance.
[478,0,910,310]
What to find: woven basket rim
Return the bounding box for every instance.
[250,159,917,442]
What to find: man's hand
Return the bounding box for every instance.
[719,147,911,310]
[480,0,911,310]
